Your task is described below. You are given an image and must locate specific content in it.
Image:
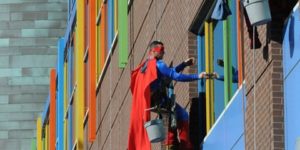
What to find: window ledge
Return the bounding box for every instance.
[96,32,118,92]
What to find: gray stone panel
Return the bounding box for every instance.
[8,21,35,29]
[0,85,49,95]
[0,77,9,86]
[35,20,66,28]
[9,94,48,104]
[0,95,9,104]
[9,3,67,12]
[0,121,36,130]
[0,39,9,47]
[0,131,8,139]
[22,29,49,37]
[0,56,9,67]
[0,103,44,113]
[0,0,67,149]
[48,12,67,20]
[0,112,38,121]
[0,22,9,30]
[0,30,21,38]
[0,5,10,13]
[22,68,51,76]
[0,0,43,4]
[8,76,49,85]
[8,130,35,139]
[9,55,56,67]
[0,13,10,21]
[0,68,22,77]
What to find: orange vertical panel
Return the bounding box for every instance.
[100,4,107,70]
[237,0,243,86]
[88,0,96,142]
[49,69,56,150]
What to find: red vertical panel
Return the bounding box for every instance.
[49,69,56,150]
[237,0,244,86]
[88,0,96,142]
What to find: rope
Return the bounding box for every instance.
[155,0,157,40]
[252,26,257,150]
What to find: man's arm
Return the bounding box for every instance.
[174,62,187,72]
[157,60,199,82]
[215,71,238,83]
[174,58,195,72]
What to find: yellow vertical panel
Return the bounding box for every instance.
[76,0,85,148]
[45,124,49,150]
[209,22,215,126]
[96,1,101,79]
[205,22,215,133]
[36,117,42,150]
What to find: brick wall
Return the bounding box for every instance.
[89,0,204,149]
[88,0,296,150]
[244,1,295,149]
[0,0,67,149]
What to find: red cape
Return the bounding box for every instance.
[128,59,157,150]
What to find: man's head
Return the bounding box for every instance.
[149,40,164,60]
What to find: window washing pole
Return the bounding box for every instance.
[205,21,215,133]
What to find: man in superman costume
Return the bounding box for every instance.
[128,41,206,150]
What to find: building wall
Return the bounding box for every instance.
[0,0,67,149]
[244,1,296,150]
[91,0,295,150]
[89,0,204,150]
[32,0,297,150]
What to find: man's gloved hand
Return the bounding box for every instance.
[212,72,219,79]
[199,72,219,79]
[199,72,207,79]
[184,57,195,66]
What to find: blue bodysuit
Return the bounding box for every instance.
[216,66,238,83]
[150,60,199,121]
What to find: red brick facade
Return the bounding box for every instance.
[86,0,296,149]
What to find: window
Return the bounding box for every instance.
[194,0,240,133]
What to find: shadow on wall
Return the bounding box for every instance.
[269,0,298,44]
[260,0,298,61]
[189,94,206,150]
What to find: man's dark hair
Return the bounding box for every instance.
[149,40,164,49]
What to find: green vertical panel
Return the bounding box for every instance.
[223,0,233,106]
[118,0,128,68]
[31,139,36,150]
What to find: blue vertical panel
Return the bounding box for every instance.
[56,59,59,147]
[230,0,238,92]
[197,35,205,93]
[283,7,300,78]
[67,47,73,150]
[107,0,114,51]
[57,38,65,150]
[203,87,246,150]
[213,21,224,119]
[284,64,300,150]
[68,47,73,99]
[283,5,300,150]
[231,135,245,150]
[41,95,50,125]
